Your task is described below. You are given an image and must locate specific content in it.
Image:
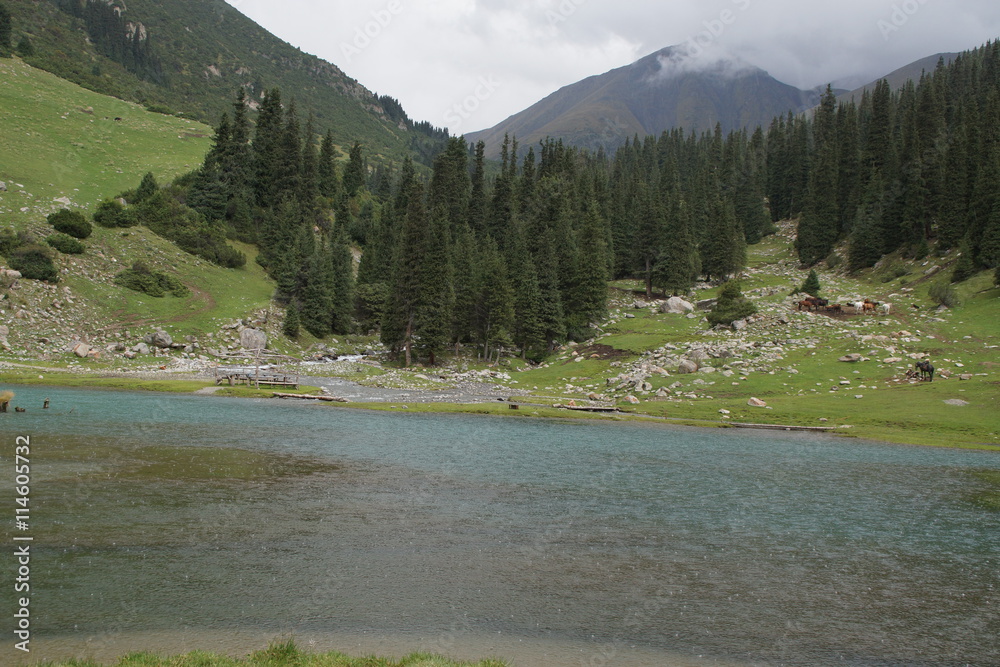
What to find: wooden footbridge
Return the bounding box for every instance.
[213,351,301,389]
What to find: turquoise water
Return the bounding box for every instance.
[2,385,998,665]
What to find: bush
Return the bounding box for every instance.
[8,245,59,282]
[47,209,92,239]
[93,199,138,228]
[46,233,85,254]
[929,283,961,308]
[707,281,757,327]
[113,261,189,298]
[0,227,19,256]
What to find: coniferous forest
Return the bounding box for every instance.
[113,41,1000,366]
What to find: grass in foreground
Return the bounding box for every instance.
[39,639,508,667]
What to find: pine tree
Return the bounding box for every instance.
[468,141,487,236]
[565,202,609,334]
[707,281,757,327]
[700,197,745,281]
[796,86,840,265]
[951,238,976,282]
[381,181,426,365]
[328,229,355,335]
[800,269,821,296]
[283,302,300,339]
[252,89,284,206]
[414,209,454,365]
[300,250,332,337]
[848,172,887,272]
[474,237,515,362]
[0,3,12,54]
[318,130,338,199]
[343,142,366,198]
[506,222,546,358]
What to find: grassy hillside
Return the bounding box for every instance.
[0,57,210,225]
[0,58,278,345]
[2,0,435,163]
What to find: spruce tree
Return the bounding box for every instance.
[700,197,745,281]
[474,237,515,362]
[252,88,284,206]
[318,130,338,198]
[800,269,821,296]
[343,142,366,198]
[300,250,332,337]
[796,86,840,266]
[283,302,300,339]
[951,238,976,283]
[0,3,12,54]
[848,173,887,272]
[707,281,757,328]
[565,203,609,335]
[328,229,355,335]
[381,181,426,365]
[414,209,454,365]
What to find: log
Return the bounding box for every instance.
[272,392,349,403]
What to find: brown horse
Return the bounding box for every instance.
[915,360,934,382]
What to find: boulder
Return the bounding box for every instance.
[0,325,8,338]
[943,399,970,406]
[72,342,91,358]
[696,298,717,311]
[146,330,173,349]
[240,327,267,350]
[839,353,863,363]
[747,397,767,407]
[0,181,6,192]
[133,342,150,355]
[959,374,973,381]
[661,297,695,314]
[732,319,747,331]
[625,395,641,405]
[676,359,699,374]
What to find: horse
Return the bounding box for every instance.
[863,299,878,314]
[915,360,934,382]
[825,303,842,313]
[881,303,892,315]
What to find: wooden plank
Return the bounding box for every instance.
[272,392,349,403]
[726,422,835,432]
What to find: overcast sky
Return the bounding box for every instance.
[223,0,1000,135]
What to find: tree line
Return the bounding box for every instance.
[112,41,1000,366]
[771,41,1000,276]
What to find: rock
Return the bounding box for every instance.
[747,397,767,407]
[656,388,670,397]
[640,382,653,392]
[883,357,903,364]
[146,330,173,349]
[633,300,648,309]
[839,353,863,363]
[719,409,731,415]
[698,366,716,374]
[240,328,267,350]
[625,313,636,319]
[587,392,603,401]
[732,319,747,331]
[661,297,695,314]
[123,351,137,359]
[943,399,970,406]
[625,395,640,405]
[959,374,973,381]
[676,359,699,374]
[0,325,8,338]
[72,342,91,358]
[0,181,6,192]
[696,298,717,311]
[133,343,150,355]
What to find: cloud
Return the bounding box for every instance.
[226,0,1000,133]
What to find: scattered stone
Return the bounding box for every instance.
[943,399,970,406]
[719,409,731,415]
[676,359,699,374]
[625,395,640,404]
[747,397,767,407]
[959,374,973,381]
[72,342,91,358]
[146,330,173,349]
[661,297,695,314]
[839,353,863,363]
[239,327,267,350]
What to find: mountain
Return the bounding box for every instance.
[3,0,444,162]
[466,46,821,157]
[836,52,960,103]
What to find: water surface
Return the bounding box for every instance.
[1,385,997,666]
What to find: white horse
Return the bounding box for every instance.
[881,303,892,315]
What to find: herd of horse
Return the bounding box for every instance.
[794,295,934,382]
[796,297,891,315]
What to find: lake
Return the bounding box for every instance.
[1,385,998,666]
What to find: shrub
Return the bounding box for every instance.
[113,261,189,298]
[929,283,961,308]
[46,233,85,254]
[707,281,757,327]
[93,199,138,228]
[0,227,19,256]
[47,209,92,239]
[8,245,59,282]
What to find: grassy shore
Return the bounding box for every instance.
[37,640,508,667]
